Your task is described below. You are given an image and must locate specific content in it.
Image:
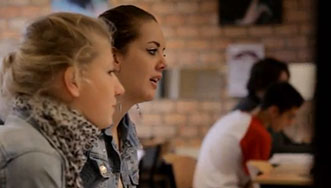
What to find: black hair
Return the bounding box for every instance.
[247,57,290,98]
[99,5,157,54]
[261,82,304,114]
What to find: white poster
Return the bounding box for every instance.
[227,44,265,97]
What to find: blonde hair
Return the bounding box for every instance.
[0,12,112,119]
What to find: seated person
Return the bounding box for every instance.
[193,82,304,188]
[234,57,289,112]
[234,57,312,154]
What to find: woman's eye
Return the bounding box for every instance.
[147,49,157,55]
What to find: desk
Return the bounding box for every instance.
[249,161,313,188]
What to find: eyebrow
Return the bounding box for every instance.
[148,41,160,47]
[148,41,166,50]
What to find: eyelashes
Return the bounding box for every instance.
[147,48,167,57]
[147,48,157,55]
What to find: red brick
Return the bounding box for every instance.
[0,6,21,18]
[212,111,225,122]
[223,27,247,37]
[21,5,46,18]
[177,51,199,65]
[173,138,202,148]
[188,138,203,147]
[297,0,314,10]
[136,125,153,138]
[211,38,231,50]
[199,26,222,38]
[268,50,297,62]
[274,25,298,35]
[0,30,20,39]
[179,126,199,138]
[223,98,239,112]
[232,38,260,44]
[167,39,185,49]
[0,0,8,6]
[164,15,185,26]
[162,26,176,38]
[200,0,218,13]
[163,50,177,67]
[210,112,222,123]
[8,18,27,31]
[152,126,177,138]
[142,114,162,126]
[0,39,19,58]
[201,101,222,112]
[139,102,153,113]
[140,100,175,113]
[164,114,187,126]
[248,26,273,36]
[297,48,314,62]
[262,38,286,49]
[186,40,209,50]
[199,51,223,64]
[285,10,311,23]
[283,0,298,9]
[200,125,211,137]
[133,3,151,13]
[188,113,211,126]
[172,138,188,147]
[176,2,199,14]
[7,0,29,6]
[187,13,218,25]
[300,24,314,35]
[153,100,176,113]
[286,36,309,48]
[0,20,7,31]
[176,100,198,113]
[176,26,199,38]
[152,2,176,15]
[30,0,49,5]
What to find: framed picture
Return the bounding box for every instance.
[219,0,282,26]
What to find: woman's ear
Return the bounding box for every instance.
[63,66,80,97]
[112,47,122,71]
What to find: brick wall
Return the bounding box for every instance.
[0,0,50,57]
[0,0,315,149]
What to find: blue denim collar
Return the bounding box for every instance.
[104,114,140,149]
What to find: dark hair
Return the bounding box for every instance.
[99,5,157,54]
[261,82,304,114]
[247,57,290,97]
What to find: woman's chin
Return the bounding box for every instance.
[142,91,156,102]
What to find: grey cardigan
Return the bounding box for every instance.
[0,114,65,188]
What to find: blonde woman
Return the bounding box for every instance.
[0,12,124,188]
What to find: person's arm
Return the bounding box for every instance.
[271,131,312,155]
[6,152,63,188]
[209,135,244,188]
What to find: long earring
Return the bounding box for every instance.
[136,104,142,118]
[117,102,122,113]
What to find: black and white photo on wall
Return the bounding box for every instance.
[219,0,282,26]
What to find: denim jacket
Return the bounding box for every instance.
[0,114,65,188]
[81,114,141,188]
